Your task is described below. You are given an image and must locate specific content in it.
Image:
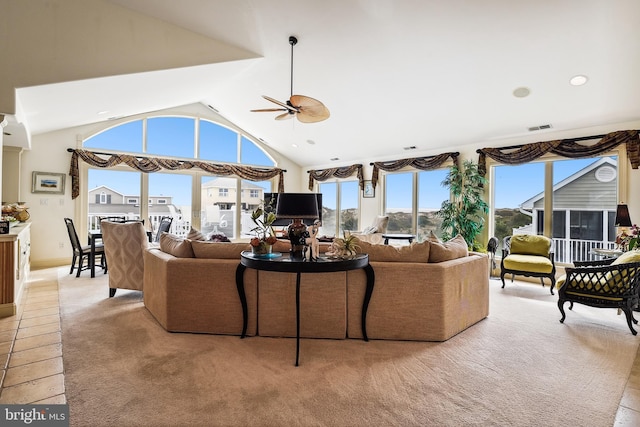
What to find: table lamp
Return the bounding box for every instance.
[275,193,319,259]
[615,203,632,227]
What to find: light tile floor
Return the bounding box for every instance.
[1,267,640,426]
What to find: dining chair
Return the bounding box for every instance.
[101,221,148,297]
[154,216,173,242]
[64,217,105,277]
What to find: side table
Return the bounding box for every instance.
[382,233,416,245]
[236,251,375,366]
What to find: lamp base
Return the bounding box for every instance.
[288,219,308,259]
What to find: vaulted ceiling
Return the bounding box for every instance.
[4,0,640,167]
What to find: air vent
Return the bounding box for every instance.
[528,124,553,132]
[330,157,340,161]
[595,165,616,183]
[403,146,417,150]
[206,104,219,113]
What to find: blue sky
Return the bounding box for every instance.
[86,117,611,210]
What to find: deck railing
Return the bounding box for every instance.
[88,214,190,238]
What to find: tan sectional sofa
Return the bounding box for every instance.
[143,233,489,342]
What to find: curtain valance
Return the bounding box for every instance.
[370,152,459,188]
[476,129,640,176]
[307,164,364,190]
[68,148,285,199]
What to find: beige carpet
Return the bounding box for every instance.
[59,269,639,427]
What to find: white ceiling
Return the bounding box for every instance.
[8,0,640,167]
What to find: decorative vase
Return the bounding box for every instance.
[287,219,308,259]
[251,240,273,256]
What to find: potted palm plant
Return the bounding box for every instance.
[436,159,489,250]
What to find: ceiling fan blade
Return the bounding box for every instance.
[275,111,294,120]
[290,95,330,123]
[250,108,288,112]
[263,95,298,112]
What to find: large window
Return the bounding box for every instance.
[491,156,618,263]
[83,116,276,238]
[318,181,358,237]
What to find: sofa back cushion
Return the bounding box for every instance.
[191,240,250,259]
[159,233,195,258]
[509,234,551,257]
[354,238,430,262]
[428,234,469,263]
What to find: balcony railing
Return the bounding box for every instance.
[88,214,190,238]
[552,238,617,264]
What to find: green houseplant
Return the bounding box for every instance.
[436,159,489,250]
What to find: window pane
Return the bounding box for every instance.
[241,136,274,166]
[418,169,448,241]
[87,169,141,230]
[148,173,192,238]
[554,157,617,262]
[240,180,271,238]
[201,176,237,236]
[84,120,143,152]
[339,181,359,234]
[493,163,544,252]
[384,173,414,234]
[147,117,194,158]
[199,121,237,162]
[319,183,337,237]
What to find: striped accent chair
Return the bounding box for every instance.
[101,220,148,297]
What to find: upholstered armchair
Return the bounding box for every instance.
[500,234,556,294]
[348,215,389,245]
[101,220,149,297]
[557,251,640,335]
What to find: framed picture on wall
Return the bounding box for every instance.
[363,180,375,198]
[32,171,66,195]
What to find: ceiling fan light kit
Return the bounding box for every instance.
[251,36,330,123]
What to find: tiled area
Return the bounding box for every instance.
[0,268,65,404]
[1,268,640,426]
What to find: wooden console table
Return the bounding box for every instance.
[0,223,31,317]
[236,251,375,366]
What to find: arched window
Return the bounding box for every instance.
[84,116,276,238]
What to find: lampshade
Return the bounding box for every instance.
[615,204,632,227]
[275,193,319,220]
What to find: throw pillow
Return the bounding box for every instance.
[159,233,195,258]
[355,238,430,262]
[427,230,442,243]
[191,241,251,259]
[428,234,469,263]
[187,227,206,241]
[362,225,378,235]
[611,250,640,266]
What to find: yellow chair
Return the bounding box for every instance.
[500,234,556,294]
[557,250,640,335]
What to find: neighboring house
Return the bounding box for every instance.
[88,185,182,232]
[517,157,618,262]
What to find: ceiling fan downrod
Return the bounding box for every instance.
[289,36,297,98]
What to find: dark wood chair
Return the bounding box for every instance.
[64,217,105,277]
[500,234,556,294]
[154,216,173,242]
[558,256,640,335]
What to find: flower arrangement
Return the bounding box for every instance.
[616,224,639,252]
[249,203,278,254]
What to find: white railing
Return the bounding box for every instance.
[88,214,190,238]
[552,238,616,264]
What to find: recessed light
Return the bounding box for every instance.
[292,143,298,148]
[570,75,588,86]
[513,87,531,98]
[330,157,340,161]
[97,110,109,115]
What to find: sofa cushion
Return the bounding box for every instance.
[355,238,430,262]
[611,250,640,266]
[428,234,469,263]
[191,240,250,259]
[503,254,553,274]
[187,227,206,241]
[159,233,194,258]
[509,234,551,257]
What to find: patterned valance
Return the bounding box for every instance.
[370,152,459,188]
[476,130,640,176]
[307,164,364,191]
[68,149,285,199]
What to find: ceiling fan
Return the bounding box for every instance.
[251,36,330,123]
